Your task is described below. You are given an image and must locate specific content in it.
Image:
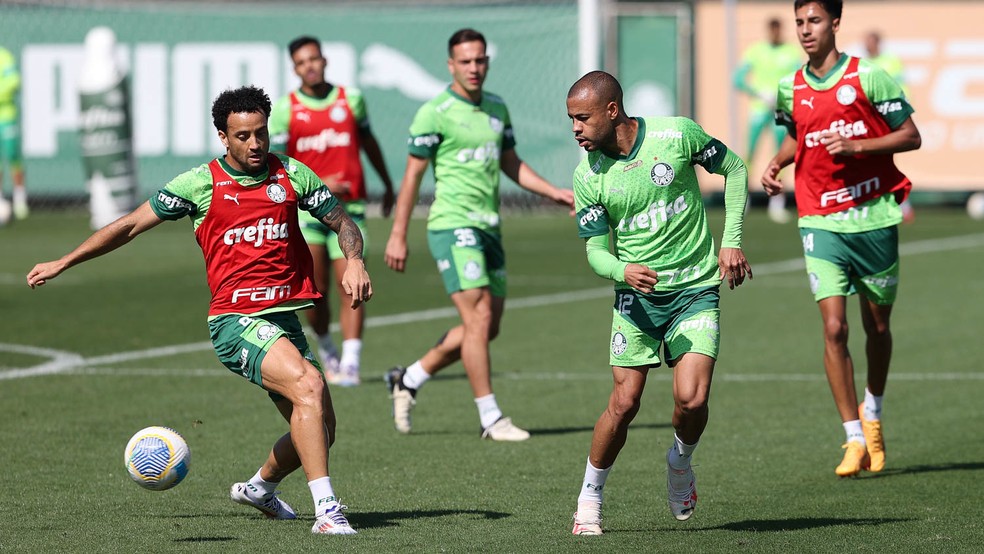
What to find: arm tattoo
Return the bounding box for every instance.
[322,205,364,260]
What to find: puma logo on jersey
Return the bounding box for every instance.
[801,97,815,110]
[224,193,240,205]
[295,112,311,123]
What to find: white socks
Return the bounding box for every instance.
[863,388,882,421]
[340,338,362,370]
[308,476,337,516]
[577,459,611,504]
[668,434,698,470]
[246,469,279,498]
[844,420,866,445]
[475,394,503,429]
[402,361,431,390]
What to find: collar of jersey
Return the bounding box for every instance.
[804,52,849,85]
[447,85,482,106]
[295,84,338,108]
[217,156,270,186]
[612,117,646,161]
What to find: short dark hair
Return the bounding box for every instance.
[794,0,842,20]
[211,85,271,133]
[288,35,320,57]
[568,70,624,110]
[448,28,486,57]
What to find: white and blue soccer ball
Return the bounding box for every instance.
[124,426,191,491]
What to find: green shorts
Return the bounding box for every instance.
[0,121,22,167]
[609,285,720,367]
[800,226,899,304]
[208,310,322,401]
[427,227,506,297]
[299,201,368,260]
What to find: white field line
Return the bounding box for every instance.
[3,232,984,382]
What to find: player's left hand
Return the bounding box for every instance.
[553,187,575,215]
[819,130,860,156]
[27,260,67,289]
[340,258,373,308]
[718,247,752,290]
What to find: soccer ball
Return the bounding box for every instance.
[124,426,191,491]
[967,192,984,220]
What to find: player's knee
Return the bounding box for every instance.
[488,321,501,341]
[609,389,643,421]
[674,390,708,416]
[289,368,325,409]
[822,317,849,344]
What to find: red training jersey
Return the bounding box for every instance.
[792,56,910,217]
[285,88,365,202]
[196,154,320,316]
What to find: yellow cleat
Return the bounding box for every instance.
[859,403,885,472]
[835,441,869,477]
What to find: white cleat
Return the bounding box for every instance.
[311,503,357,535]
[666,448,697,521]
[320,351,344,385]
[481,417,530,442]
[572,500,603,535]
[230,482,297,520]
[385,366,415,434]
[334,362,361,387]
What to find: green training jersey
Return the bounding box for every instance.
[149,153,336,229]
[574,117,728,292]
[407,87,516,233]
[735,41,802,112]
[0,47,20,123]
[777,55,914,233]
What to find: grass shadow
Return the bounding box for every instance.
[531,422,672,437]
[349,508,510,530]
[865,461,984,479]
[626,516,912,534]
[173,537,238,543]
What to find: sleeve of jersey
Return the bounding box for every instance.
[573,166,610,239]
[268,96,291,153]
[714,150,748,249]
[347,88,370,130]
[862,62,915,130]
[289,157,339,219]
[502,104,516,150]
[149,169,202,220]
[407,104,442,158]
[586,234,627,283]
[774,76,795,134]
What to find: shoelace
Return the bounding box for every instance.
[668,468,695,500]
[319,504,351,526]
[867,423,884,451]
[258,491,286,513]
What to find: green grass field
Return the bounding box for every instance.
[2,208,983,552]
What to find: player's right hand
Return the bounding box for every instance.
[761,160,784,196]
[623,263,658,294]
[384,235,408,273]
[26,260,66,289]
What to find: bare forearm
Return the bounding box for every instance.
[63,202,160,267]
[322,205,365,260]
[361,134,394,190]
[772,134,797,168]
[855,126,922,156]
